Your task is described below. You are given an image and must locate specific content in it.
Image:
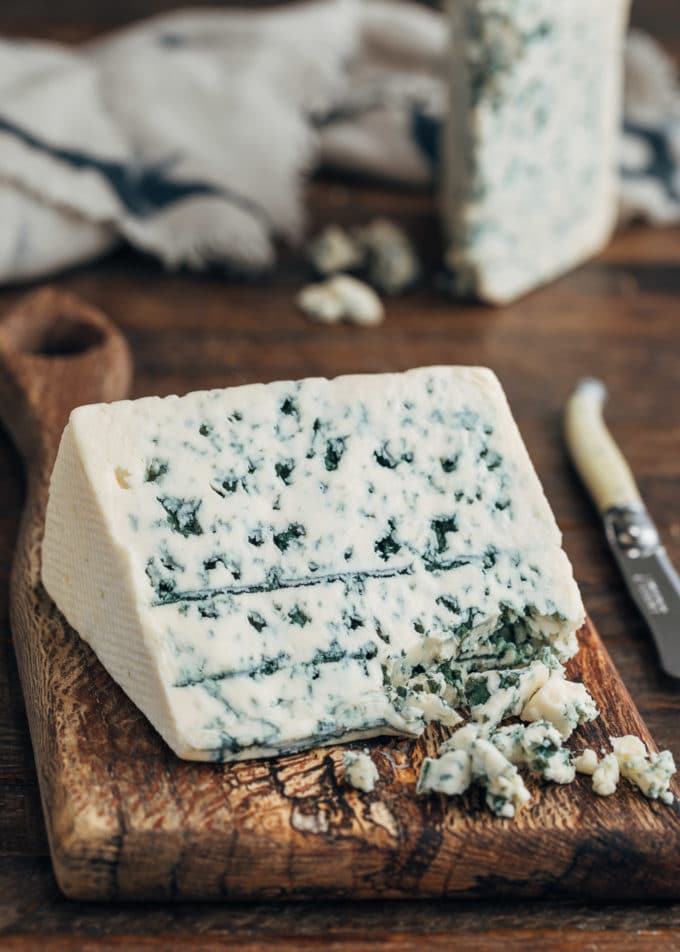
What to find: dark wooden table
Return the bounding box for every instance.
[2,5,680,947]
[1,179,680,949]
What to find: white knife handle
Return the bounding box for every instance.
[564,378,642,515]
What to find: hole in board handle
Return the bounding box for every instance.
[27,315,106,358]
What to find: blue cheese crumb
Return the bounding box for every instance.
[307,225,364,276]
[470,738,531,817]
[354,219,420,295]
[421,723,530,818]
[592,753,619,797]
[343,750,379,793]
[611,735,676,805]
[297,275,384,326]
[469,660,550,727]
[306,219,420,296]
[520,672,598,739]
[416,749,472,797]
[418,722,676,818]
[574,748,598,775]
[493,719,575,785]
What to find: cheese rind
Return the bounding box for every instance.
[42,365,583,761]
[443,0,631,303]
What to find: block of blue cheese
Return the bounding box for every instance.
[42,366,584,762]
[442,0,631,304]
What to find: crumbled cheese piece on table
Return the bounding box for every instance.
[611,735,676,804]
[574,748,599,775]
[592,753,620,797]
[420,723,530,818]
[471,738,531,817]
[307,225,364,276]
[354,219,420,295]
[343,750,379,793]
[297,275,384,326]
[416,749,472,798]
[514,719,575,784]
[520,673,598,739]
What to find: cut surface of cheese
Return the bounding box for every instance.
[443,0,631,304]
[42,366,584,761]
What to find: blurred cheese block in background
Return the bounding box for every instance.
[442,0,631,304]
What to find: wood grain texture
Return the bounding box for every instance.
[0,288,678,903]
[3,932,680,952]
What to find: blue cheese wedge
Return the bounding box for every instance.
[443,0,631,303]
[42,365,583,762]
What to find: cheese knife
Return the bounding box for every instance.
[565,378,680,679]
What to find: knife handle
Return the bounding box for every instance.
[564,378,643,515]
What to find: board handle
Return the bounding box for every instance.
[0,288,133,477]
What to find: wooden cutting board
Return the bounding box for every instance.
[0,289,678,902]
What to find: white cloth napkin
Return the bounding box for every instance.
[621,30,680,225]
[0,1,678,285]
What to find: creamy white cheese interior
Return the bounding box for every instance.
[42,366,584,761]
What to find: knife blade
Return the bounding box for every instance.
[565,377,680,679]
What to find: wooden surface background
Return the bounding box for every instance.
[1,0,680,947]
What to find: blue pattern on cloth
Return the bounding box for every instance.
[622,121,680,205]
[0,115,226,217]
[620,116,680,225]
[410,107,440,173]
[0,5,677,284]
